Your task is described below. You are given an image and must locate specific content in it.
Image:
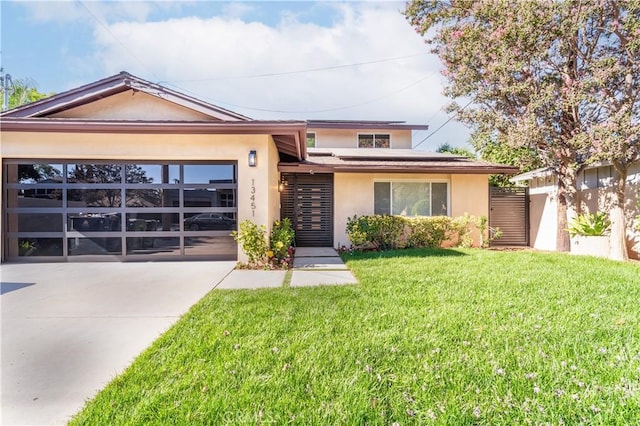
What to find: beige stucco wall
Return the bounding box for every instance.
[50,91,217,121]
[309,128,412,149]
[0,131,281,262]
[333,173,489,248]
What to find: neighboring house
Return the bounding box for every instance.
[511,162,640,259]
[0,72,517,262]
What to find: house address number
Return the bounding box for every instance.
[251,178,256,217]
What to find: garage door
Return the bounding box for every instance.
[3,160,238,261]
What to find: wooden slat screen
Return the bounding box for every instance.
[281,173,333,247]
[489,187,529,246]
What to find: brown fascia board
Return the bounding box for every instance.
[307,121,430,131]
[1,118,307,160]
[278,162,519,175]
[1,74,128,118]
[1,71,252,121]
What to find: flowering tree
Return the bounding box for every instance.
[405,0,640,258]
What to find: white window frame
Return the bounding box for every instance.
[373,179,450,216]
[357,133,392,149]
[306,132,316,148]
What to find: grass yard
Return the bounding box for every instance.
[70,249,640,425]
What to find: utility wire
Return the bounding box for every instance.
[76,1,162,83]
[162,53,428,83]
[413,99,474,149]
[164,71,437,114]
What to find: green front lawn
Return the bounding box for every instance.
[71,249,640,425]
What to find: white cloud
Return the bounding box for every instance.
[85,2,471,149]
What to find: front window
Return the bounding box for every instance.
[359,134,390,148]
[374,181,448,216]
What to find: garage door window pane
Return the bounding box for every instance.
[68,164,122,183]
[68,189,122,207]
[184,212,237,231]
[126,213,178,231]
[126,237,180,256]
[15,164,63,184]
[7,188,63,208]
[184,164,236,184]
[125,189,179,208]
[184,188,236,208]
[7,213,63,232]
[17,238,63,256]
[125,164,179,184]
[68,238,122,255]
[185,236,236,257]
[68,214,121,232]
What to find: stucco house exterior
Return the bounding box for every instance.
[511,162,640,259]
[1,72,517,263]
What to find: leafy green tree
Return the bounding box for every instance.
[405,0,639,255]
[471,131,541,187]
[435,142,476,158]
[1,77,50,110]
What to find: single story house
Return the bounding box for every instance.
[1,72,517,262]
[511,162,640,259]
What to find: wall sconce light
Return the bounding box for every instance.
[278,178,288,192]
[248,150,257,167]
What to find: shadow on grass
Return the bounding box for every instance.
[341,247,468,261]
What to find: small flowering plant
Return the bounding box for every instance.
[269,218,295,269]
[232,219,295,269]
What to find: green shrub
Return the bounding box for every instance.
[346,214,405,250]
[231,220,268,267]
[346,214,489,251]
[567,212,611,237]
[270,218,295,268]
[405,216,451,248]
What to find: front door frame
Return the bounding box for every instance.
[280,173,334,247]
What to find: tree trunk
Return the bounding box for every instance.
[609,166,629,261]
[556,178,571,252]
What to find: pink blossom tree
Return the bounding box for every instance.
[405,0,639,258]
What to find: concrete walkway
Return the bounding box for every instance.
[216,247,358,289]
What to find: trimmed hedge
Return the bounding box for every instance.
[346,214,487,250]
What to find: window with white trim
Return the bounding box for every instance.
[358,133,390,148]
[306,132,316,148]
[374,181,449,216]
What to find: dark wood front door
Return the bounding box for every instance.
[281,173,333,247]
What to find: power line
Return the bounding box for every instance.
[76,1,162,82]
[162,53,428,83]
[413,99,474,149]
[164,71,438,115]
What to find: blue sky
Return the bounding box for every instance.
[1,1,472,150]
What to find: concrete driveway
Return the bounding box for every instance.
[1,261,235,426]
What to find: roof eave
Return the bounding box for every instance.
[1,118,308,161]
[307,122,430,131]
[278,162,519,175]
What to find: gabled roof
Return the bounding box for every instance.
[0,71,251,121]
